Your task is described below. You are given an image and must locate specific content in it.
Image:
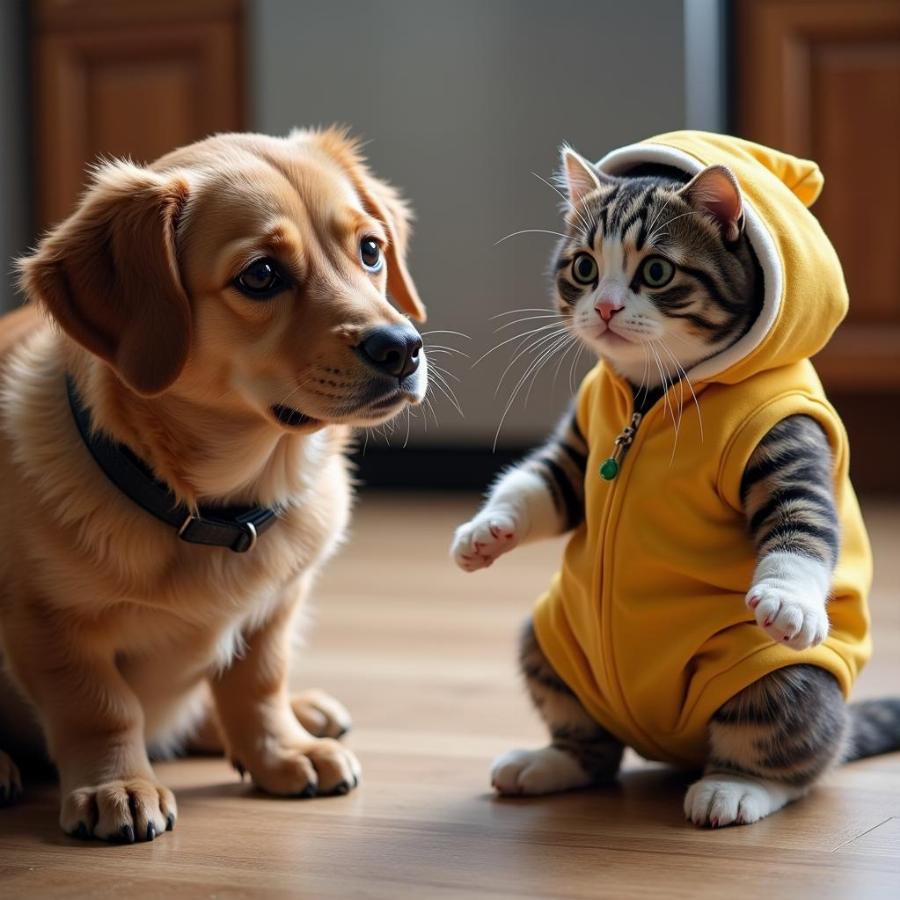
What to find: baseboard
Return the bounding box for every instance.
[351,444,526,491]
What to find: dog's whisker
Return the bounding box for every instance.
[420,329,471,341]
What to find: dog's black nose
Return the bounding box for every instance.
[358,325,422,379]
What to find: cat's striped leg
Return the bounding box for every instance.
[492,620,623,796]
[686,666,847,827]
[452,402,587,571]
[740,416,839,650]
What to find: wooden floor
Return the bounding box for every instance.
[1,493,899,898]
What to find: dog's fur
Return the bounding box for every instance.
[0,129,427,841]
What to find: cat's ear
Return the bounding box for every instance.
[679,165,744,242]
[559,146,609,205]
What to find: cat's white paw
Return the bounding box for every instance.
[491,747,591,796]
[746,584,829,650]
[451,510,521,572]
[747,552,830,650]
[684,774,800,827]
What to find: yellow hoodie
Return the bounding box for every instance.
[532,132,872,767]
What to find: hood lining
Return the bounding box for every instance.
[596,143,783,384]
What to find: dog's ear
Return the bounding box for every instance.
[352,172,426,322]
[304,127,426,322]
[18,159,192,396]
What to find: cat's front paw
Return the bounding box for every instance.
[451,510,521,572]
[746,581,829,651]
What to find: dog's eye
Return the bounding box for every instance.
[234,258,285,299]
[360,238,383,273]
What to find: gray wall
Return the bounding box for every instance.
[0,1,29,312]
[260,0,687,447]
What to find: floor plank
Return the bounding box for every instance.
[1,493,899,898]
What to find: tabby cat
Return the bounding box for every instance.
[452,136,900,827]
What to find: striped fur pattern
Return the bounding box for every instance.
[552,156,763,389]
[519,402,588,532]
[707,665,847,789]
[741,415,840,566]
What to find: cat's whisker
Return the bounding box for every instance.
[495,228,569,246]
[495,327,570,397]
[569,342,586,395]
[649,342,680,450]
[654,344,686,463]
[551,334,580,389]
[472,322,566,367]
[491,307,561,319]
[496,314,565,332]
[516,331,573,411]
[657,338,704,442]
[493,331,572,451]
[634,342,651,407]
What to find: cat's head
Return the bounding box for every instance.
[552,147,762,388]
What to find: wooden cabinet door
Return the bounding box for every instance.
[734,0,900,489]
[33,0,244,228]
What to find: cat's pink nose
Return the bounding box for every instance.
[595,298,623,321]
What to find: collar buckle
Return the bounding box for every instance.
[232,521,258,553]
[178,514,259,553]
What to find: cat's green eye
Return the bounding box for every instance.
[641,256,675,288]
[572,253,598,285]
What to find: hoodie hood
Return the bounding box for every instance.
[596,131,848,385]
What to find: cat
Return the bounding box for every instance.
[452,132,900,827]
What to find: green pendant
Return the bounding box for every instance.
[599,457,619,481]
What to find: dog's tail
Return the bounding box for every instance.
[845,698,900,761]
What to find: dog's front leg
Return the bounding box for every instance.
[4,617,175,842]
[210,584,360,798]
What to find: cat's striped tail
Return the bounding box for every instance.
[846,698,900,761]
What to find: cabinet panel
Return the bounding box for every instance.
[735,0,900,392]
[33,1,243,227]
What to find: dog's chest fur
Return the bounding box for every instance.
[0,328,352,684]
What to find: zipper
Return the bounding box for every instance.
[593,382,667,759]
[598,411,643,480]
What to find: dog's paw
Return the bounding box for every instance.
[684,774,798,827]
[0,751,22,807]
[240,738,361,798]
[291,689,352,739]
[60,776,176,842]
[491,747,591,796]
[451,510,521,572]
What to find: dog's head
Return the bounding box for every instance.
[18,128,427,429]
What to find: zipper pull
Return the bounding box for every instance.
[599,412,643,481]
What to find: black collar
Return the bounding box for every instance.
[66,376,279,553]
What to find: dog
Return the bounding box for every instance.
[0,128,427,842]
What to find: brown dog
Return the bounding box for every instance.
[0,128,427,842]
